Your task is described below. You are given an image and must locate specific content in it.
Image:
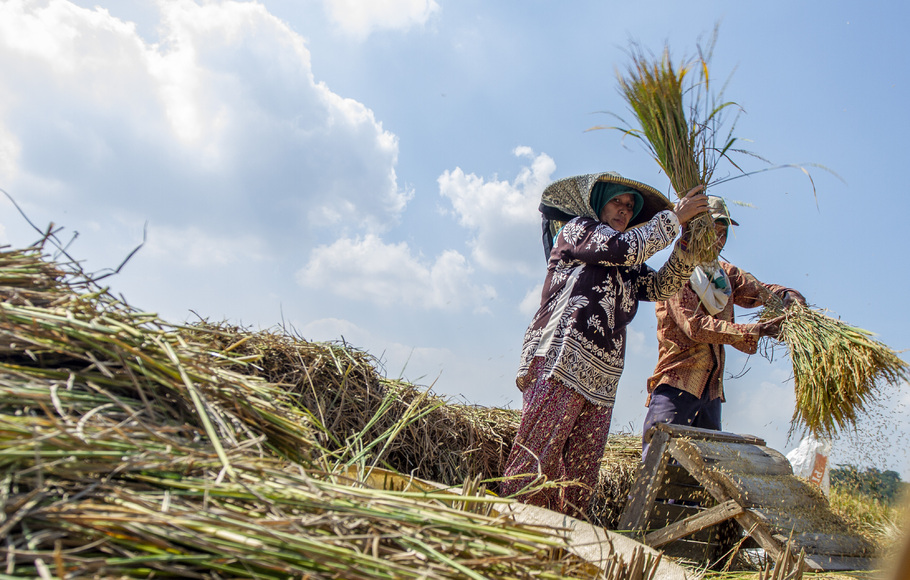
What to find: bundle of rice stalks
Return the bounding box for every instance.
[755,535,807,580]
[0,242,633,578]
[760,298,909,438]
[604,37,741,263]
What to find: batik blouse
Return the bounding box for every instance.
[517,210,694,407]
[646,261,793,403]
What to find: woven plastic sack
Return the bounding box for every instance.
[786,435,832,495]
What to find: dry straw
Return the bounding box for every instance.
[591,33,743,263]
[0,242,654,578]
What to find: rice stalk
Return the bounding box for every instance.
[606,34,744,263]
[760,298,909,438]
[6,462,604,579]
[757,535,807,580]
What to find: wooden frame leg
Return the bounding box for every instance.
[618,427,671,532]
[645,499,744,548]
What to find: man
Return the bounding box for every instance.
[642,196,805,450]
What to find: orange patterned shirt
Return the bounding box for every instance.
[646,261,792,404]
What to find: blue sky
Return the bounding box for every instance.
[0,0,907,479]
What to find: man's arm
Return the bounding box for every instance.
[724,262,804,309]
[665,284,763,353]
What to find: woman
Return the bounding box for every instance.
[500,172,707,518]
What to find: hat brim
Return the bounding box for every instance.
[712,215,740,227]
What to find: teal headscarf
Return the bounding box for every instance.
[589,181,643,220]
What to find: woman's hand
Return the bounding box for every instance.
[673,185,709,226]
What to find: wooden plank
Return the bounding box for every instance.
[650,502,754,544]
[663,464,700,487]
[500,503,694,580]
[649,503,702,534]
[803,554,876,572]
[652,464,706,504]
[739,509,874,564]
[645,500,744,548]
[710,471,827,509]
[649,504,727,544]
[618,428,671,532]
[666,439,734,504]
[652,422,765,445]
[778,532,875,558]
[655,481,710,505]
[658,538,714,562]
[653,525,748,563]
[676,439,793,476]
[746,507,874,557]
[749,506,873,548]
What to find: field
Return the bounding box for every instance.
[1,242,905,579]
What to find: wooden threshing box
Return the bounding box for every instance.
[618,423,876,571]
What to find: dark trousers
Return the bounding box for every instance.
[642,384,722,457]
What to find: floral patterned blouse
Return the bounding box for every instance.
[517,210,695,407]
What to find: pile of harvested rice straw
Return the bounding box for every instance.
[0,243,644,579]
[760,297,909,438]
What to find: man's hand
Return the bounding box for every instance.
[759,315,786,339]
[783,290,807,308]
[674,185,709,226]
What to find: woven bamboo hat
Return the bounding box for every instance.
[537,172,674,260]
[539,171,673,229]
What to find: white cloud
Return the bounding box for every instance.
[298,316,518,406]
[438,147,555,275]
[322,0,440,39]
[626,326,647,356]
[723,365,797,446]
[519,283,543,317]
[296,234,496,311]
[0,0,409,241]
[144,224,271,268]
